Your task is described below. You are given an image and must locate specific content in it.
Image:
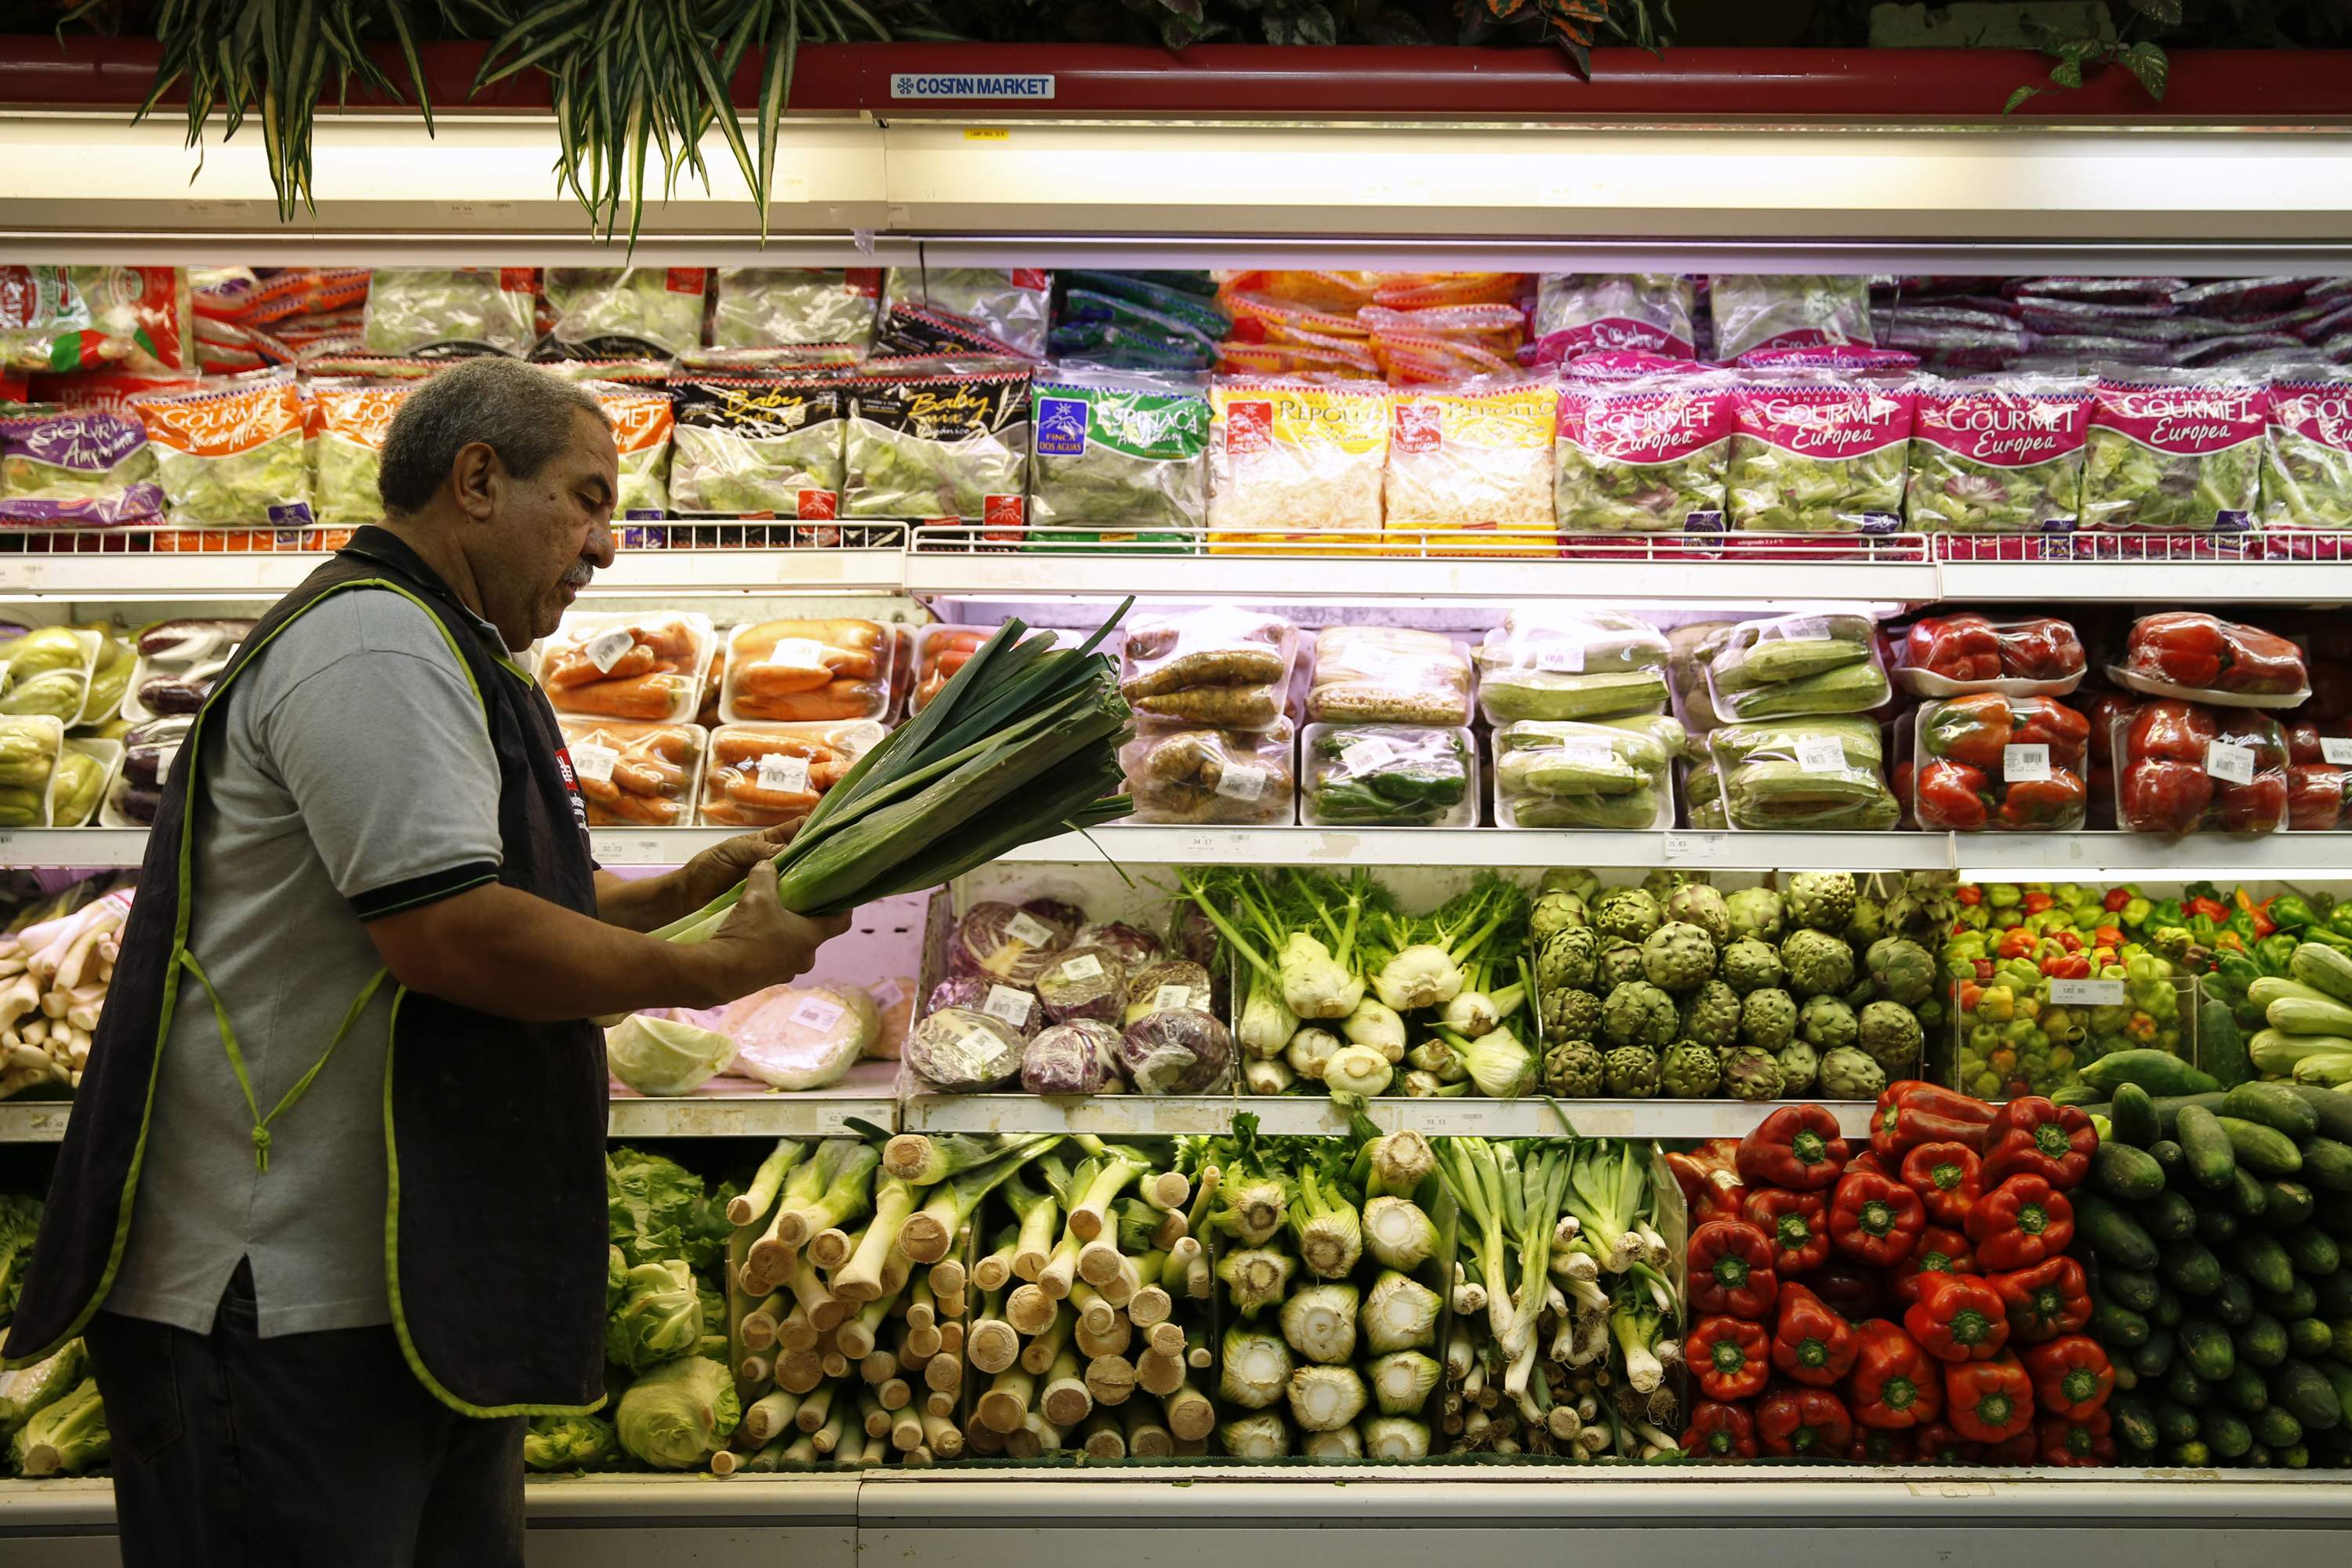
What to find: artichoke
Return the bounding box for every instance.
[1679,980,1741,1051]
[1719,1046,1786,1102]
[1542,987,1603,1044]
[1602,1044,1661,1098]
[1776,1040,1821,1094]
[1640,867,1702,905]
[1785,873,1856,934]
[1719,936,1784,996]
[1592,887,1664,944]
[1865,936,1936,1007]
[1660,1039,1722,1098]
[1780,928,1857,1000]
[1664,884,1732,946]
[1798,995,1859,1053]
[1844,895,1886,949]
[1599,982,1678,1050]
[1542,868,1602,905]
[1858,1000,1925,1073]
[1819,1045,1888,1099]
[1543,1039,1605,1096]
[1537,926,1600,993]
[1724,886,1785,944]
[1740,988,1798,1051]
[1596,938,1646,993]
[1639,921,1718,995]
[1531,890,1591,944]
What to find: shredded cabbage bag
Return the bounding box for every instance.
[711,268,880,353]
[0,411,162,525]
[669,377,846,518]
[1554,375,1735,533]
[310,384,410,525]
[543,268,706,356]
[361,269,536,355]
[0,266,193,374]
[844,358,1031,528]
[1207,377,1388,544]
[1527,274,1697,366]
[1726,376,1917,532]
[1904,375,2093,534]
[2084,372,2264,532]
[2262,371,2352,529]
[592,385,674,518]
[1711,275,1874,361]
[1381,379,1557,542]
[882,268,1051,359]
[134,373,311,526]
[1028,369,1210,545]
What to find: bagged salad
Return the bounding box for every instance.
[309,383,409,526]
[844,357,1031,529]
[586,384,673,518]
[1051,272,1229,372]
[1904,374,2093,533]
[1706,612,1890,722]
[361,269,535,355]
[668,376,845,518]
[883,268,1050,359]
[2083,371,2265,532]
[1711,275,1873,361]
[1301,724,1474,827]
[133,372,310,526]
[1493,717,1680,829]
[712,268,880,354]
[1027,368,1210,544]
[1708,714,1900,831]
[1305,625,1472,725]
[1381,379,1557,544]
[1118,606,1296,731]
[1,266,192,374]
[2260,369,2352,529]
[542,268,706,357]
[1554,372,1735,533]
[0,409,163,525]
[1206,377,1388,545]
[1725,375,1916,532]
[1475,608,1670,724]
[1526,274,1697,366]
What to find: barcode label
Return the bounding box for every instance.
[789,995,846,1033]
[2322,737,2352,766]
[757,753,811,794]
[1005,911,1058,949]
[983,985,1033,1027]
[1057,953,1105,982]
[1796,735,1847,773]
[1534,642,1584,673]
[571,742,619,783]
[2205,740,2256,786]
[1152,984,1193,1014]
[1215,764,1268,802]
[2003,743,2052,782]
[1339,737,1399,774]
[764,638,829,673]
[585,628,635,673]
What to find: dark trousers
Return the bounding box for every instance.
[83,1264,524,1568]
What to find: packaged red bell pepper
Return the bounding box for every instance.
[1991,1255,2093,1343]
[1755,1381,1855,1457]
[2115,612,2310,706]
[2112,698,2289,835]
[1913,693,2092,831]
[1770,1282,1860,1386]
[2288,760,2352,831]
[1680,1398,1759,1461]
[1943,1351,2034,1443]
[1966,1174,2076,1270]
[1893,612,2087,697]
[1847,1320,1945,1430]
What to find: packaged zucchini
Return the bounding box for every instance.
[1708,714,1900,831]
[1026,368,1209,548]
[843,357,1032,531]
[1475,609,1671,725]
[668,376,847,519]
[1705,612,1891,721]
[1493,717,1679,830]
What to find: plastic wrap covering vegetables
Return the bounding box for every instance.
[719,619,891,725]
[132,372,310,526]
[1021,1018,1123,1094]
[906,1007,1029,1092]
[1494,719,1679,830]
[0,410,162,526]
[604,1012,736,1097]
[1904,376,2093,534]
[2260,372,2352,529]
[668,376,846,518]
[120,618,245,725]
[1051,271,1229,371]
[882,268,1051,360]
[1027,370,1210,545]
[698,720,883,829]
[1118,607,1296,732]
[1554,373,1735,534]
[1120,721,1295,826]
[0,266,190,375]
[2112,699,2289,836]
[1725,376,1917,533]
[713,268,880,354]
[109,716,187,826]
[709,984,878,1091]
[1475,609,1670,725]
[1711,275,1874,361]
[1946,908,2187,1100]
[1206,378,1388,545]
[844,358,1032,528]
[0,716,62,827]
[361,269,535,354]
[2083,373,2265,532]
[1526,274,1697,365]
[309,385,410,527]
[590,385,673,518]
[1306,626,1472,727]
[1381,380,1557,543]
[1706,614,1891,723]
[1304,726,1473,828]
[559,720,702,828]
[2115,612,2310,706]
[540,612,713,724]
[1913,695,2093,833]
[0,629,100,727]
[1708,715,1900,832]
[540,268,705,357]
[1893,613,2086,697]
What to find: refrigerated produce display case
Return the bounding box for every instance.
[4,39,2352,1566]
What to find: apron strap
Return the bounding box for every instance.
[174,950,391,1174]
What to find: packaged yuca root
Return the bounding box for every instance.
[844,358,1031,532]
[881,267,1051,359]
[587,384,673,519]
[1493,717,1680,829]
[720,618,892,726]
[538,611,714,724]
[0,266,192,374]
[1027,368,1210,545]
[1306,624,1472,726]
[1904,374,2094,534]
[1554,373,1735,533]
[1725,376,1917,533]
[542,267,706,357]
[309,383,410,526]
[1710,275,1874,361]
[1381,379,1557,546]
[1118,606,1297,732]
[712,268,880,354]
[1206,377,1388,546]
[559,719,706,828]
[1118,718,1296,825]
[133,371,310,526]
[2083,371,2265,532]
[1526,274,1697,367]
[2260,370,2352,529]
[361,268,536,354]
[698,719,886,828]
[0,410,163,525]
[667,376,846,519]
[1474,608,1671,725]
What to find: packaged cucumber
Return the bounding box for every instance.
[1705,612,1892,721]
[1493,717,1682,830]
[1708,714,1900,831]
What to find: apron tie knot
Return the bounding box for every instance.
[250,1124,271,1172]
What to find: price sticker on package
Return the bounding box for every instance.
[1340,736,1399,775]
[1057,953,1105,983]
[1216,764,1268,803]
[1152,984,1195,1014]
[584,627,636,673]
[2002,743,2052,782]
[1534,642,1584,673]
[1004,910,1058,949]
[2324,737,2352,766]
[2049,978,2125,1007]
[983,985,1033,1028]
[2205,740,2256,786]
[1556,741,1616,771]
[764,638,829,673]
[872,978,905,1009]
[756,753,811,794]
[570,742,619,784]
[1795,735,1848,774]
[789,994,847,1033]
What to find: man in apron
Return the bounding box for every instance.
[2,358,848,1565]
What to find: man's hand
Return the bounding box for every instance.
[676,822,800,912]
[688,860,852,1007]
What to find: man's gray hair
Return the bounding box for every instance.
[377,357,610,515]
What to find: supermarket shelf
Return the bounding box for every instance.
[606,1065,898,1140]
[0,828,742,868]
[900,1093,1240,1137]
[0,1099,71,1143]
[898,1092,1871,1139]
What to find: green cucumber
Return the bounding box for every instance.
[2212,1272,2256,1328]
[2154,1399,2202,1444]
[2105,1265,2163,1313]
[2253,1405,2306,1449]
[2111,1393,2161,1452]
[2151,1285,2184,1329]
[2272,1359,2344,1432]
[2110,1082,2161,1149]
[2238,1232,2298,1295]
[2149,1139,2187,1181]
[2154,1093,2230,1138]
[2092,1290,2151,1348]
[2200,1406,2254,1458]
[2223,1362,2270,1413]
[2092,1141,2167,1202]
[2200,999,2252,1091]
[2074,1190,2160,1272]
[2263,1179,2317,1229]
[2145,1188,2198,1243]
[2165,1360,2210,1407]
[2217,1116,2305,1178]
[2081,1051,2220,1098]
[2303,1138,2352,1194]
[2230,1165,2273,1218]
[2177,1106,2238,1190]
[2223,1082,2322,1141]
[2290,1085,2352,1143]
[2239,1312,2292,1370]
[2161,1239,2223,1298]
[2166,1439,2211,1465]
[2133,1327,2177,1379]
[2196,1202,2241,1246]
[2288,1316,2336,1359]
[2285,1223,2343,1277]
[2314,1268,2352,1316]
[2182,1314,2238,1380]
[2264,1278,2318,1322]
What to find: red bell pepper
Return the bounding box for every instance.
[1842,1147,1892,1180]
[1828,1168,1926,1268]
[1922,692,2015,768]
[2021,891,2055,916]
[1756,1382,1854,1459]
[1944,1351,2034,1444]
[2010,695,2091,757]
[1889,1225,1976,1308]
[2126,612,2308,698]
[1681,1399,1758,1461]
[1871,1081,1996,1160]
[1967,1174,2075,1270]
[1997,925,2039,960]
[1991,1256,2093,1344]
[2000,771,2088,829]
[1848,1427,1915,1465]
[1770,1282,1859,1387]
[1899,1141,1984,1226]
[1915,760,1994,832]
[1806,1255,1887,1324]
[1689,1315,1773,1401]
[2002,619,2085,683]
[1904,1271,2011,1363]
[1688,1219,1779,1319]
[1911,1420,1981,1465]
[1980,1097,2097,1190]
[1983,1430,2041,1466]
[2120,757,2216,834]
[1905,614,2002,684]
[1846,1319,1945,1430]
[1665,1143,1748,1226]
[2020,1334,2113,1421]
[2036,1408,2114,1468]
[1736,1104,1850,1192]
[1744,1188,1831,1276]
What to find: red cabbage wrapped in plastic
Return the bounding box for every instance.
[1034,946,1127,1026]
[1116,1007,1233,1094]
[1123,959,1214,1025]
[903,1005,1026,1091]
[1020,1019,1122,1094]
[947,900,1071,985]
[1075,920,1162,971]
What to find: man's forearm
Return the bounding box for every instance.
[371,883,733,1020]
[594,868,701,934]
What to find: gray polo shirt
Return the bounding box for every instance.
[108,588,508,1338]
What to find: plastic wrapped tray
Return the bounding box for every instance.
[1300,724,1477,828]
[539,611,714,725]
[719,618,893,727]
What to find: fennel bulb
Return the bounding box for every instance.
[1362,1416,1431,1461]
[1341,996,1406,1062]
[1287,1365,1367,1432]
[1302,1426,1363,1461]
[1363,1196,1438,1272]
[1323,1044,1393,1098]
[1372,943,1463,1012]
[1285,1026,1341,1082]
[1439,989,1499,1038]
[1279,931,1363,1019]
[1216,1247,1295,1317]
[1243,1058,1298,1095]
[1216,1413,1290,1457]
[1460,1027,1536,1099]
[1236,982,1300,1060]
[1367,1351,1440,1416]
[1362,1270,1441,1353]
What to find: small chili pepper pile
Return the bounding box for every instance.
[1680,1088,2118,1466]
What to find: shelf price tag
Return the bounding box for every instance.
[2002,743,2051,782]
[2049,978,2126,1007]
[2205,740,2256,786]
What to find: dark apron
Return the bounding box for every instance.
[4,527,610,1417]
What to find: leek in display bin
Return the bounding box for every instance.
[537,611,714,725]
[1493,718,1678,829]
[1301,724,1475,828]
[0,717,65,827]
[1707,714,1901,830]
[0,629,103,725]
[558,720,706,828]
[717,618,892,725]
[1911,694,2094,833]
[119,618,251,723]
[696,720,887,829]
[1473,609,1670,725]
[1705,612,1891,723]
[1118,607,1297,731]
[1304,626,1472,727]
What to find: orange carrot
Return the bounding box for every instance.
[554,672,687,720]
[545,643,658,689]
